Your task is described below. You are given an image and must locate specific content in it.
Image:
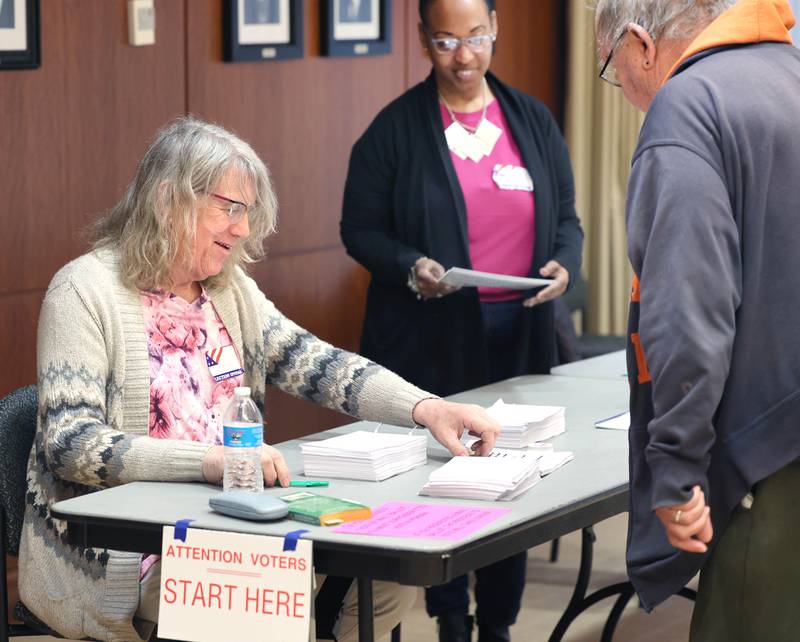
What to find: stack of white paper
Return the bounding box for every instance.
[484,399,566,448]
[299,431,427,482]
[419,453,541,501]
[486,447,574,478]
[487,446,574,477]
[464,436,554,456]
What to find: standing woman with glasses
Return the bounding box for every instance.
[341,0,583,640]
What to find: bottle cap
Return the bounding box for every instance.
[234,386,251,396]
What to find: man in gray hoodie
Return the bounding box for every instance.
[594,0,800,639]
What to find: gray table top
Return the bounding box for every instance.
[550,350,627,380]
[52,374,630,583]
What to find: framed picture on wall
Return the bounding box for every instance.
[0,0,40,70]
[321,0,391,57]
[223,0,303,62]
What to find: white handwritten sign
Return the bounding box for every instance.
[157,526,312,642]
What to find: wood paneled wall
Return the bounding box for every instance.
[0,0,186,397]
[0,0,564,442]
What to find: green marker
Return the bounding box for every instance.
[289,480,330,487]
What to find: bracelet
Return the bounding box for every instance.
[411,395,440,427]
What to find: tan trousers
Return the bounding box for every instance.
[137,563,418,641]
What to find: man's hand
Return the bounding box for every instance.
[202,444,291,488]
[523,260,569,307]
[413,258,460,300]
[412,398,500,456]
[655,485,713,553]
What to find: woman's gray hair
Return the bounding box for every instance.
[595,0,737,50]
[93,116,278,290]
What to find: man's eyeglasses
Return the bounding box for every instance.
[598,30,627,87]
[208,193,254,224]
[427,32,496,55]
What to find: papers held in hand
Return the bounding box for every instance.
[299,430,427,482]
[437,267,553,290]
[484,399,566,449]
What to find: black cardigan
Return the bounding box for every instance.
[341,72,583,396]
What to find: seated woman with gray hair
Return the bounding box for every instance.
[19,116,500,642]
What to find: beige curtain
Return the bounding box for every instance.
[564,0,643,335]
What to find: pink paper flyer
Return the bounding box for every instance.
[332,501,510,540]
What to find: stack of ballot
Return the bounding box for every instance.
[300,430,427,482]
[465,439,574,476]
[484,399,566,448]
[419,452,541,501]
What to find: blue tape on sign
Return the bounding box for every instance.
[174,518,195,542]
[283,529,309,551]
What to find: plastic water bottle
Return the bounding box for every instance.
[222,386,264,493]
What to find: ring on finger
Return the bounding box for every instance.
[673,509,683,524]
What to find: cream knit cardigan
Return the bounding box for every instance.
[20,248,429,641]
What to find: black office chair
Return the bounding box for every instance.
[0,385,46,640]
[0,385,100,641]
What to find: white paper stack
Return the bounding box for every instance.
[464,436,554,456]
[489,442,575,477]
[419,453,541,501]
[299,431,427,482]
[488,446,574,477]
[484,399,566,448]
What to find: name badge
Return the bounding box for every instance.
[205,345,244,382]
[492,164,534,192]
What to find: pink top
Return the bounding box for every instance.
[139,287,244,577]
[441,99,536,302]
[141,287,243,444]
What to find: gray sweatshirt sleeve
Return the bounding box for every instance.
[627,144,741,509]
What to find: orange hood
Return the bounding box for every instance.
[664,0,796,83]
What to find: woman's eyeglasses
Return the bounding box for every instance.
[427,32,496,55]
[208,193,254,224]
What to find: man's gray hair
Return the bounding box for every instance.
[93,116,278,291]
[595,0,737,50]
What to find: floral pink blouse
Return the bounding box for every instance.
[140,288,244,445]
[139,287,244,578]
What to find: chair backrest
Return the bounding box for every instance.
[0,386,37,555]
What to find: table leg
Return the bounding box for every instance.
[357,577,374,642]
[600,586,636,642]
[548,526,631,642]
[548,526,596,641]
[549,537,560,563]
[547,526,697,642]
